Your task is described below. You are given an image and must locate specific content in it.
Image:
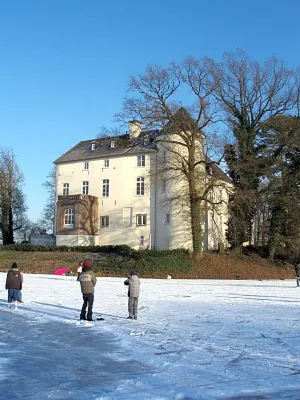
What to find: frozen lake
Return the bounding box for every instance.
[1,273,300,399]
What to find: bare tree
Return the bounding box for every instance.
[0,148,27,244]
[117,59,228,254]
[40,167,56,232]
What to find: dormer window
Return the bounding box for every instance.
[143,136,149,146]
[110,141,116,148]
[91,142,98,151]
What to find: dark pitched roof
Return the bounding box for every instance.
[206,157,232,184]
[54,131,159,164]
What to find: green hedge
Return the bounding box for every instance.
[0,244,192,276]
[94,249,192,276]
[0,244,134,255]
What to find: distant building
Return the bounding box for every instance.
[54,112,232,250]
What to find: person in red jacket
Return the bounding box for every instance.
[5,262,22,309]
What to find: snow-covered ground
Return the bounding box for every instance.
[1,273,300,400]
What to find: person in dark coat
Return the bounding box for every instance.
[124,271,140,320]
[5,262,22,308]
[78,260,97,321]
[295,263,300,278]
[294,263,300,286]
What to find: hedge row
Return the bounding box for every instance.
[0,244,134,255]
[95,249,192,276]
[0,244,192,276]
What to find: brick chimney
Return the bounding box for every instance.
[129,120,142,139]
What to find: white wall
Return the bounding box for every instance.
[56,147,232,251]
[56,153,152,250]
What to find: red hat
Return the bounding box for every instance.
[82,260,92,268]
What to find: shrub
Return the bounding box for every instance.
[0,244,133,255]
[93,248,192,276]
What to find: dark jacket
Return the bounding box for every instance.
[79,266,97,294]
[6,269,22,290]
[124,273,140,298]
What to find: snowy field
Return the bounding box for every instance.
[1,273,300,400]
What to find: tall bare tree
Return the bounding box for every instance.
[117,59,227,253]
[0,148,26,244]
[210,50,300,248]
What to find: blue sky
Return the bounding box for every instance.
[1,0,300,221]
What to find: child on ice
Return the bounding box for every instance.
[124,271,140,320]
[78,260,97,321]
[5,262,22,309]
[19,268,24,302]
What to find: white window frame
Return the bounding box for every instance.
[104,159,109,168]
[110,141,116,148]
[137,154,145,167]
[64,208,74,227]
[84,162,89,170]
[136,177,145,196]
[63,183,69,196]
[102,179,109,197]
[82,181,89,195]
[100,216,109,228]
[136,214,147,226]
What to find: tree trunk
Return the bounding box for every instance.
[1,206,14,245]
[8,206,14,244]
[190,195,203,254]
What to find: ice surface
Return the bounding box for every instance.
[1,274,300,399]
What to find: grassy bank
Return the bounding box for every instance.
[0,248,295,280]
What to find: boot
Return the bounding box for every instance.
[14,301,18,309]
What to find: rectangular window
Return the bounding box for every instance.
[82,181,89,195]
[104,159,109,168]
[136,214,147,226]
[102,179,109,197]
[100,216,109,228]
[165,214,170,225]
[137,154,145,167]
[136,177,145,196]
[64,208,74,227]
[63,183,69,196]
[110,141,116,148]
[84,162,89,170]
[217,189,222,202]
[162,179,166,192]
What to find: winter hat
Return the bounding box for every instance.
[130,270,137,276]
[11,262,18,269]
[82,260,92,268]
